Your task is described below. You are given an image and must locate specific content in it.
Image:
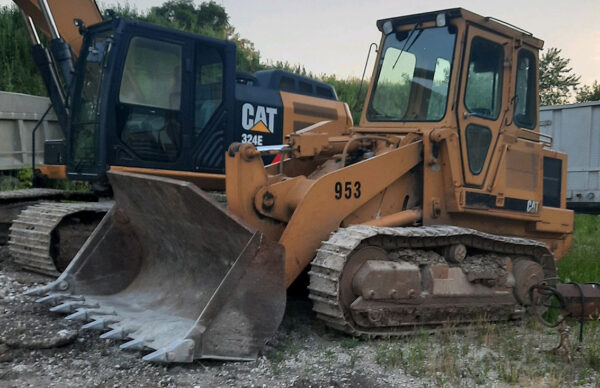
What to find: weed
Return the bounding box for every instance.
[403,341,427,377]
[558,214,600,283]
[322,348,336,369]
[375,341,403,369]
[266,348,286,366]
[587,343,600,371]
[349,351,359,368]
[341,337,359,349]
[498,360,521,384]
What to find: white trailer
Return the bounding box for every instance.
[540,101,600,212]
[0,91,62,171]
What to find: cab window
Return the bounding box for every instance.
[117,37,182,162]
[464,37,504,120]
[514,50,537,129]
[466,124,492,174]
[368,26,456,122]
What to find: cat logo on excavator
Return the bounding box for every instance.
[241,103,277,133]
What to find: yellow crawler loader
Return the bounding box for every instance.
[29,8,574,362]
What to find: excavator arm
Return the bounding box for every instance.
[14,0,102,57]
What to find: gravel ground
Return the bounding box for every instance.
[0,246,422,387]
[1,245,599,388]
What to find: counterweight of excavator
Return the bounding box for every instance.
[334,181,361,199]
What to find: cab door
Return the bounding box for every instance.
[190,40,236,173]
[457,25,510,187]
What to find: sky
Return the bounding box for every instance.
[3,0,599,85]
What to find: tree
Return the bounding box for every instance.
[0,6,46,95]
[576,81,600,103]
[146,0,229,38]
[109,0,263,73]
[539,47,580,105]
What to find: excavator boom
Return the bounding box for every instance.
[15,0,102,56]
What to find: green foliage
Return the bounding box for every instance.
[147,0,228,37]
[108,0,228,38]
[341,337,359,349]
[558,214,600,283]
[375,340,404,369]
[321,76,366,124]
[587,341,600,371]
[106,0,262,73]
[0,6,46,95]
[16,168,33,188]
[0,169,32,191]
[576,81,600,103]
[539,47,580,106]
[2,0,367,120]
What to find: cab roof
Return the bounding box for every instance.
[377,8,544,49]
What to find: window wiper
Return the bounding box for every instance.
[392,22,422,69]
[405,29,423,53]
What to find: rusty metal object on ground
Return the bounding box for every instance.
[28,171,286,362]
[531,283,600,327]
[531,283,600,354]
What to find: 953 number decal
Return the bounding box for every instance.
[334,181,361,200]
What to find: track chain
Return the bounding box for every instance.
[9,201,112,276]
[307,224,555,336]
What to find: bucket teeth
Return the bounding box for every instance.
[82,318,115,331]
[100,328,127,340]
[142,339,195,363]
[120,338,146,351]
[24,285,51,296]
[35,293,84,305]
[35,294,62,305]
[49,300,98,313]
[65,309,90,321]
[50,301,80,313]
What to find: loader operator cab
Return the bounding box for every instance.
[66,17,340,185]
[362,9,562,209]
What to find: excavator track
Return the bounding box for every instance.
[9,201,113,276]
[308,225,556,336]
[0,189,68,244]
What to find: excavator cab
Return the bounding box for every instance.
[67,18,344,188]
[67,17,237,182]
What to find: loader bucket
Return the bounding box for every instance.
[29,171,286,362]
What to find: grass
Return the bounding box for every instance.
[372,214,600,386]
[0,169,31,191]
[373,319,600,386]
[558,214,600,283]
[0,168,89,193]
